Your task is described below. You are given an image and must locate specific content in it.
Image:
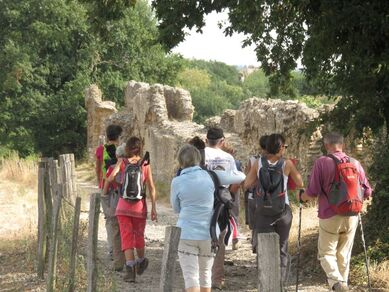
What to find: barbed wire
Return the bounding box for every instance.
[61,195,91,214]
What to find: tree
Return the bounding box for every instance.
[176,60,247,122]
[242,69,269,98]
[0,0,182,157]
[152,0,389,135]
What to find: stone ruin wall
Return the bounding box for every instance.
[85,80,363,186]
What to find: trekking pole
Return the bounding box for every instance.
[295,189,304,292]
[358,213,372,292]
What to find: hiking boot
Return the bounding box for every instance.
[332,282,349,291]
[123,265,136,282]
[114,264,123,272]
[232,238,241,250]
[136,258,149,275]
[212,280,225,290]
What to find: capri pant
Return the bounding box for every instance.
[117,215,146,251]
[178,239,214,289]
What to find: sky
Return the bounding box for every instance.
[172,12,260,67]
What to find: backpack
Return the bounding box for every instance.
[102,144,117,178]
[326,154,363,216]
[207,170,234,253]
[121,152,150,201]
[257,156,286,217]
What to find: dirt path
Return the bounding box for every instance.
[76,170,334,292]
[0,165,364,292]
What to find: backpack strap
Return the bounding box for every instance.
[137,151,150,167]
[259,157,284,193]
[207,170,222,198]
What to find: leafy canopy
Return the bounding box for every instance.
[0,0,182,157]
[152,0,389,134]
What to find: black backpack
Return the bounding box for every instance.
[257,156,286,216]
[207,170,234,253]
[121,152,150,201]
[103,144,117,173]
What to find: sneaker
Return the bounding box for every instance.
[212,280,225,290]
[136,258,149,275]
[123,265,136,282]
[232,238,241,250]
[114,264,123,272]
[332,282,349,291]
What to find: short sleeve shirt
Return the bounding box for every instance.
[306,151,372,219]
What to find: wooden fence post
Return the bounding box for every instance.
[67,197,81,292]
[257,232,281,292]
[159,226,181,292]
[47,192,63,292]
[87,193,100,292]
[59,154,77,204]
[45,158,58,262]
[69,154,77,199]
[37,161,46,279]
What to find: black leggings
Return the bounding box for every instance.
[253,204,293,272]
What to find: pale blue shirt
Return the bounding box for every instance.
[170,166,214,240]
[170,166,246,240]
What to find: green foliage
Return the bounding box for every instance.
[364,137,389,262]
[0,0,182,158]
[186,59,241,85]
[152,0,389,135]
[177,60,247,122]
[242,69,269,98]
[177,59,330,122]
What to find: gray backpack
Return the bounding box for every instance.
[257,157,286,216]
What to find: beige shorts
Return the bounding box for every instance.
[178,239,214,288]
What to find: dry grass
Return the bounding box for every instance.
[370,260,389,290]
[0,151,38,189]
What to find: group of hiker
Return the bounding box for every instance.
[96,124,372,292]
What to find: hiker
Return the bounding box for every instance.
[221,143,242,250]
[204,127,241,290]
[300,132,372,291]
[244,135,268,248]
[106,136,157,283]
[95,124,123,258]
[176,136,206,176]
[171,144,245,292]
[244,133,303,284]
[101,143,126,271]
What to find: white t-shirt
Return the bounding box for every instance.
[204,147,237,172]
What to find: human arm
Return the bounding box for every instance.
[170,179,181,214]
[146,165,157,221]
[285,159,304,188]
[299,160,322,202]
[95,160,102,187]
[214,169,246,185]
[106,158,123,183]
[102,179,110,196]
[356,162,373,199]
[243,161,258,190]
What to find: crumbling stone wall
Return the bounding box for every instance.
[85,85,117,161]
[85,81,341,184]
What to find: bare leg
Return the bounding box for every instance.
[124,248,135,261]
[186,287,200,292]
[136,248,145,259]
[200,288,211,292]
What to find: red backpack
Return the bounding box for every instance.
[327,154,363,216]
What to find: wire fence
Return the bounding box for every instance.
[36,154,104,292]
